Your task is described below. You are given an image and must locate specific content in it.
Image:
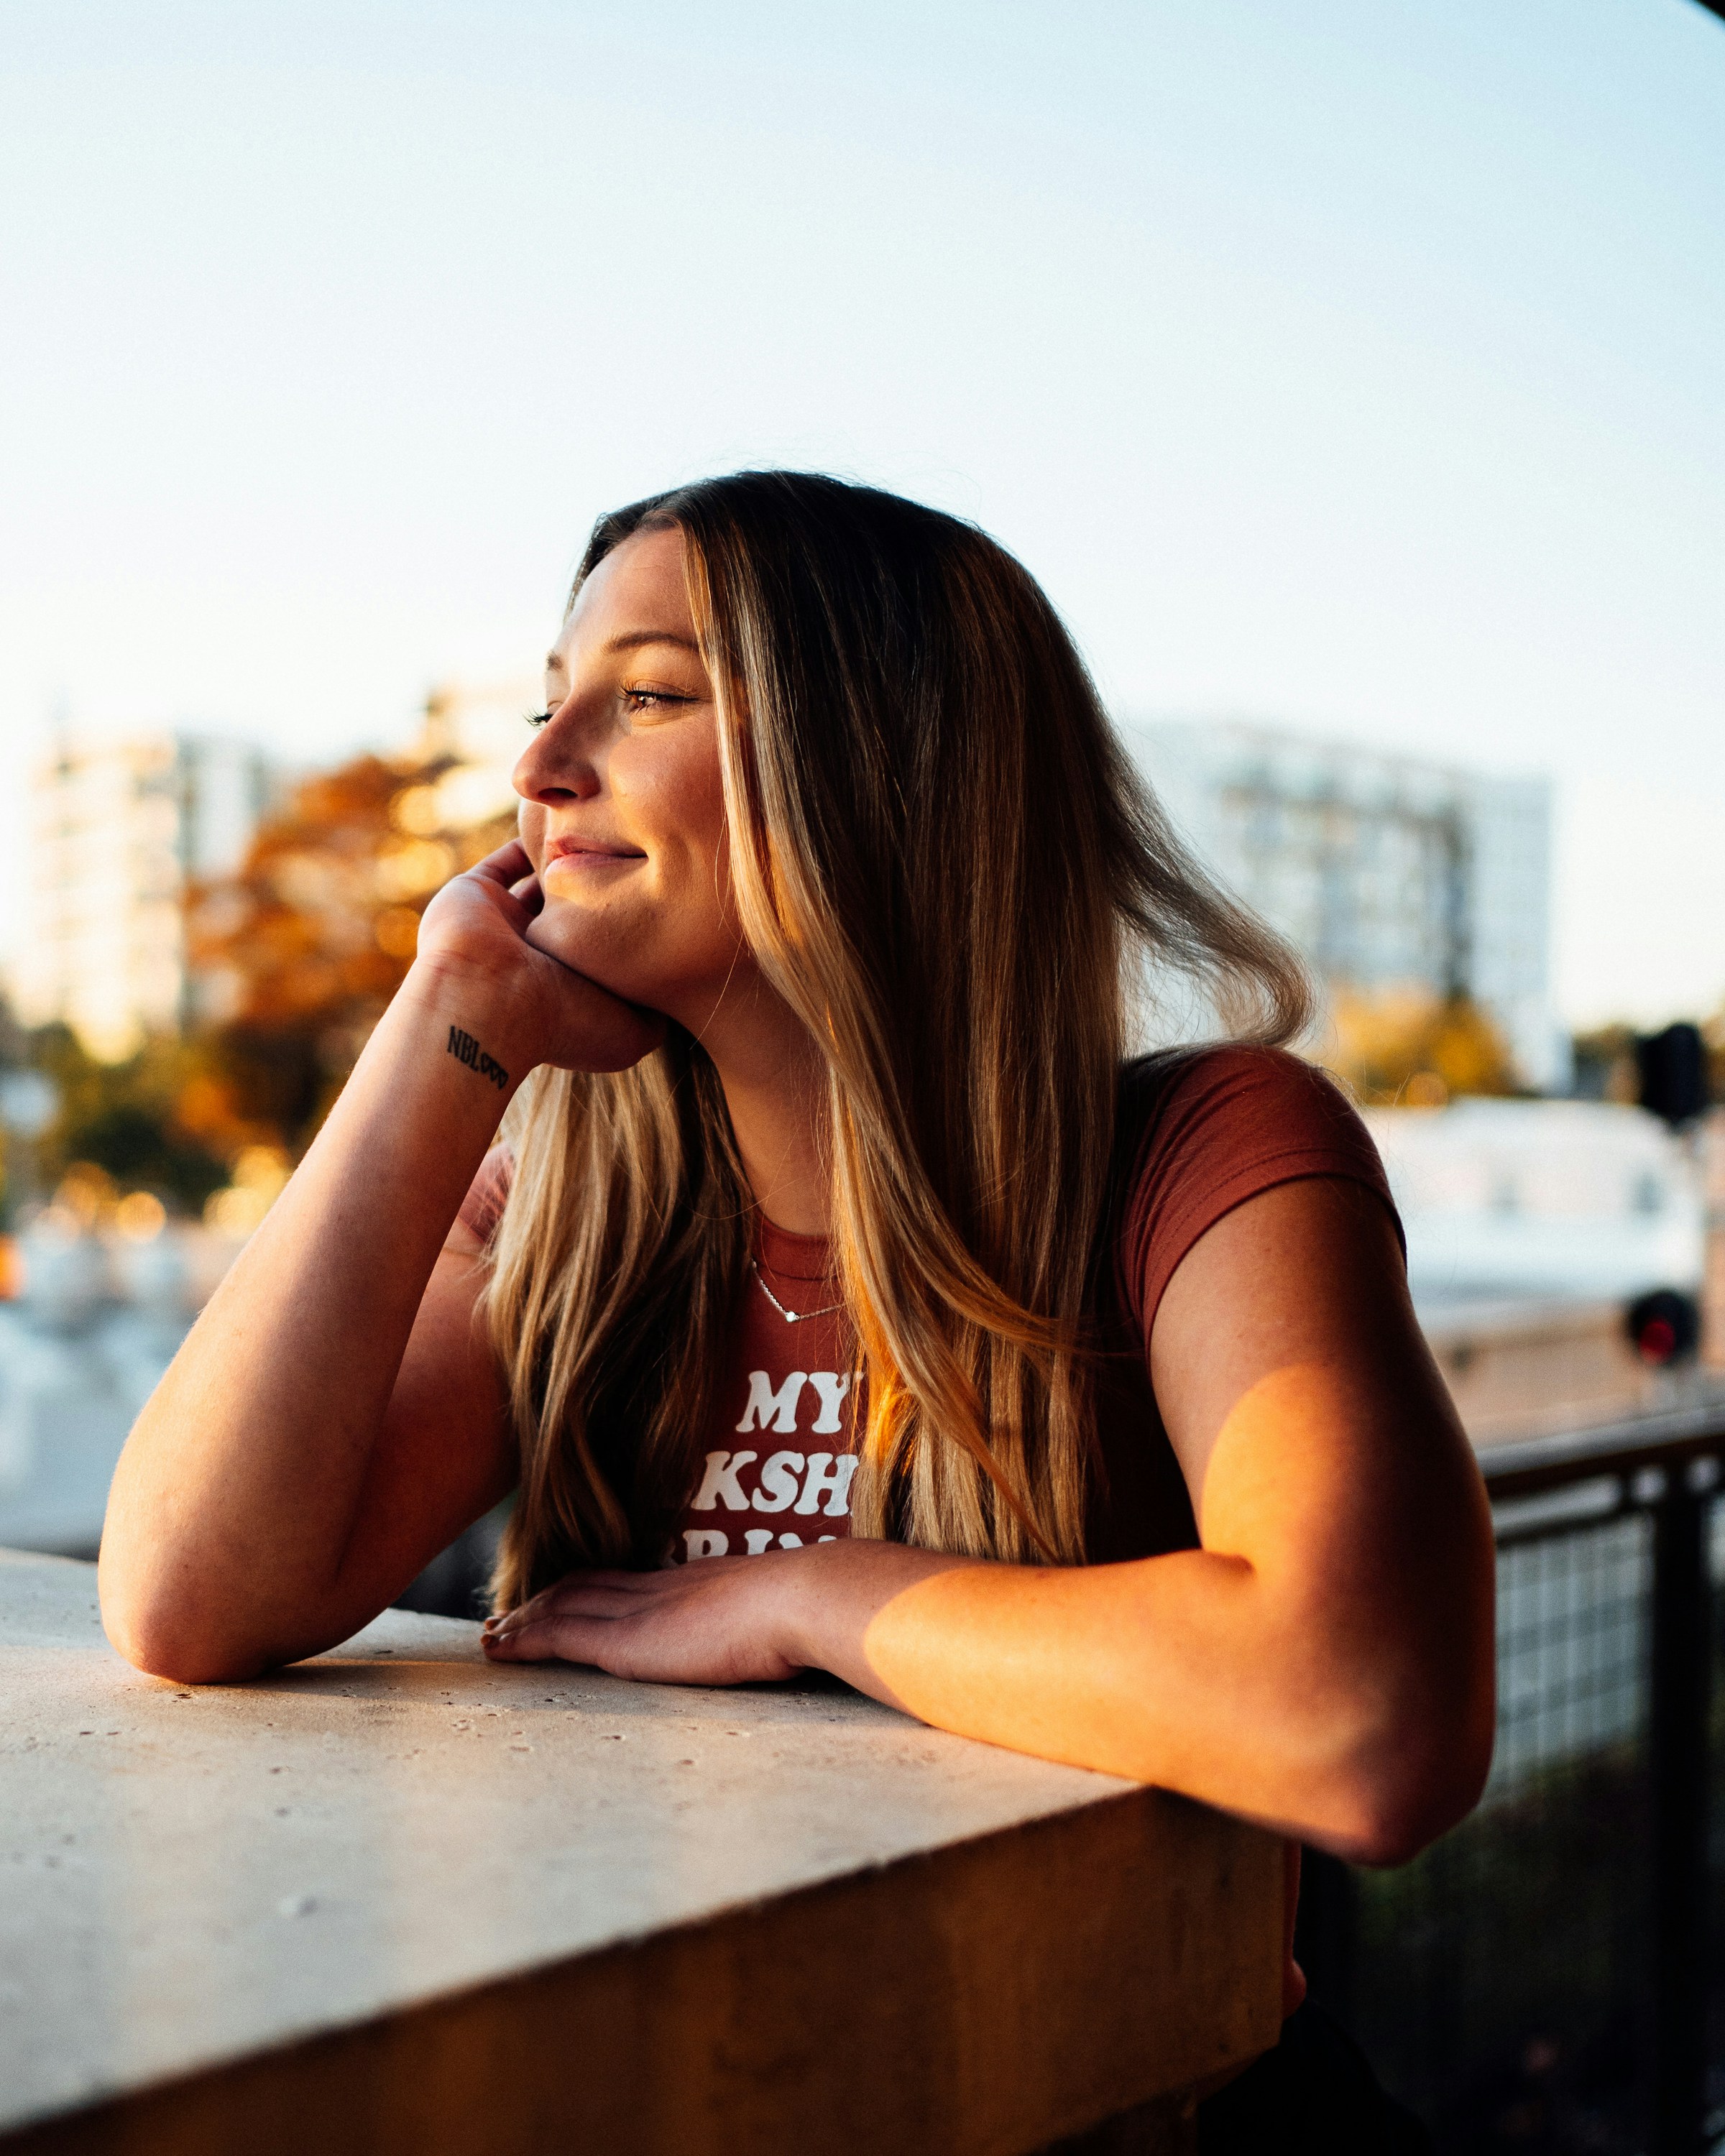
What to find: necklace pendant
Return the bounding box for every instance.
[750,1261,843,1327]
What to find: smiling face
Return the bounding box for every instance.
[513,523,749,1032]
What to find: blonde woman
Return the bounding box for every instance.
[103,473,1492,2147]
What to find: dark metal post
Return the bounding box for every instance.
[1294,1846,1356,2030]
[1650,1470,1711,2155]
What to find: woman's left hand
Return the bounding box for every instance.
[480,1539,973,1697]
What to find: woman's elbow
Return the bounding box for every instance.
[1317,1686,1496,1869]
[98,1557,266,1686]
[1324,1753,1489,1870]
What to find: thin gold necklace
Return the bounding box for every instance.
[750,1261,845,1326]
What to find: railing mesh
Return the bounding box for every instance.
[1302,1483,1725,2153]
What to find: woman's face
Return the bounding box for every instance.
[513,524,746,1030]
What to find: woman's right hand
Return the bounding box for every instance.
[413,838,666,1076]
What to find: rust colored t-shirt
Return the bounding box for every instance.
[458,1045,1399,1567]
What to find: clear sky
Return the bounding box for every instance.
[2,0,1721,1027]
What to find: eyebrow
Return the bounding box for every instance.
[545,630,702,671]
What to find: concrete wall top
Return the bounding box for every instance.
[0,1548,1283,2155]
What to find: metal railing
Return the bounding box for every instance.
[1296,1399,1725,2156]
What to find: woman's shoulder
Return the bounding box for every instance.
[1108,1044,1398,1336]
[1116,1041,1377,1158]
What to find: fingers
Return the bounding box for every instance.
[487,1567,694,1635]
[468,838,534,888]
[489,1586,641,1634]
[482,1616,618,1669]
[480,1596,689,1682]
[480,1575,645,1654]
[479,1562,749,1676]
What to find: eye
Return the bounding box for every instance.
[622,686,690,716]
[524,709,553,729]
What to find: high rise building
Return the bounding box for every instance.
[1128,720,1563,1091]
[410,680,537,836]
[17,734,282,1059]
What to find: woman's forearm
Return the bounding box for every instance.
[842,1552,1445,1862]
[776,1535,1486,1867]
[774,1365,1495,1864]
[99,960,530,1675]
[483,1511,1490,1866]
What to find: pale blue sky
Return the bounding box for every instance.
[2,1,1721,1024]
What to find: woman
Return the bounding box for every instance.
[101,472,1493,2147]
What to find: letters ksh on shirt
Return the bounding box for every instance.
[679,1368,857,1565]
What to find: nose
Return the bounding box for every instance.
[512,694,604,808]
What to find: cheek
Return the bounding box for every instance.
[666,788,737,946]
[632,750,742,980]
[626,739,728,888]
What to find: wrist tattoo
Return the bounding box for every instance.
[446,1025,510,1090]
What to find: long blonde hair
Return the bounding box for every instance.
[487,473,1309,1605]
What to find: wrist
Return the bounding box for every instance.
[764,1542,842,1676]
[768,1537,921,1688]
[394,953,543,1081]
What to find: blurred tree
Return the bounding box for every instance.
[185,750,512,1154]
[1323,989,1520,1106]
[1,750,511,1226]
[14,1025,231,1221]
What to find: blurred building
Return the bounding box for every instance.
[411,680,538,838]
[16,734,284,1059]
[1129,721,1563,1091]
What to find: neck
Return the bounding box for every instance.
[691,976,830,1237]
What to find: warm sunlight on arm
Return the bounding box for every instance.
[857,1184,1496,1865]
[860,1370,1358,1797]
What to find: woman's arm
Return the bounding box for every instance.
[853,1178,1496,1862]
[99,844,661,1682]
[483,1176,1496,1866]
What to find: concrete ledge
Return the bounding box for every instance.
[0,1549,1282,2155]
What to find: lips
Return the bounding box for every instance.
[543,834,646,866]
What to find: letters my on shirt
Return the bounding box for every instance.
[679,1367,857,1565]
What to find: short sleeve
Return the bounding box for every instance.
[1115,1047,1402,1345]
[459,1143,515,1243]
